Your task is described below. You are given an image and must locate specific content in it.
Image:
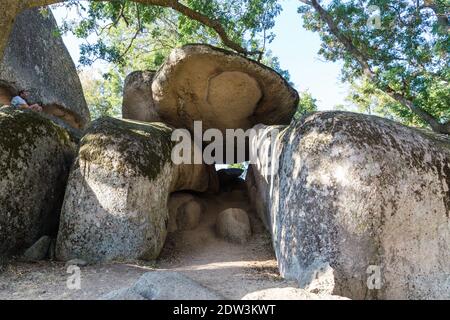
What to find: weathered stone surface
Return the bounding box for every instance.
[101,271,224,300]
[0,108,75,259]
[122,70,160,123]
[216,208,251,244]
[65,259,88,267]
[168,193,204,232]
[168,193,194,232]
[56,117,216,263]
[248,111,450,299]
[152,44,299,132]
[20,236,52,262]
[0,8,90,128]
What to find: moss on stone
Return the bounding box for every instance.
[0,108,72,176]
[78,117,175,181]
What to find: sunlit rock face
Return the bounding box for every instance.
[0,8,90,128]
[247,111,450,299]
[56,117,217,263]
[151,44,299,133]
[0,108,75,259]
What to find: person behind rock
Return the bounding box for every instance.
[10,90,43,112]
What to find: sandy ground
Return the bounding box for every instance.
[0,186,296,300]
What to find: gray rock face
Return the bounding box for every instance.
[20,236,51,262]
[122,70,160,123]
[152,44,298,132]
[216,208,251,244]
[56,117,216,263]
[248,111,450,299]
[0,8,90,128]
[0,108,75,259]
[101,271,224,300]
[168,192,203,232]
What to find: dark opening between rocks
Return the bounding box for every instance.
[0,84,83,130]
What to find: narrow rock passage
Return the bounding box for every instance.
[0,180,293,300]
[157,187,287,299]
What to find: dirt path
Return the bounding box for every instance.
[0,187,295,300]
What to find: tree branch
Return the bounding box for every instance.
[300,0,450,134]
[20,0,263,57]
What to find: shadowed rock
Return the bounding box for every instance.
[56,118,217,263]
[122,70,160,123]
[151,44,299,132]
[168,192,204,232]
[0,8,90,128]
[247,111,450,299]
[20,236,52,262]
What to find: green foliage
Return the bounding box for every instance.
[294,90,318,119]
[345,79,439,127]
[228,163,245,170]
[58,0,282,66]
[298,0,449,129]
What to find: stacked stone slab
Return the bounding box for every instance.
[0,9,89,260]
[123,44,299,132]
[0,108,76,259]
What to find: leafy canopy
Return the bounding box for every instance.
[299,0,449,129]
[54,0,289,118]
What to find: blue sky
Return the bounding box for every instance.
[52,0,350,110]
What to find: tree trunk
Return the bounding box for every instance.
[387,91,450,134]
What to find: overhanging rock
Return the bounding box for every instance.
[247,111,450,299]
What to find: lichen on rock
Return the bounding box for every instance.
[0,108,75,259]
[248,111,450,299]
[0,8,90,128]
[151,44,299,133]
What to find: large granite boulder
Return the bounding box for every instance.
[56,117,217,263]
[216,208,252,244]
[101,271,224,300]
[247,111,450,299]
[0,108,75,259]
[122,70,160,123]
[151,44,299,132]
[0,8,90,128]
